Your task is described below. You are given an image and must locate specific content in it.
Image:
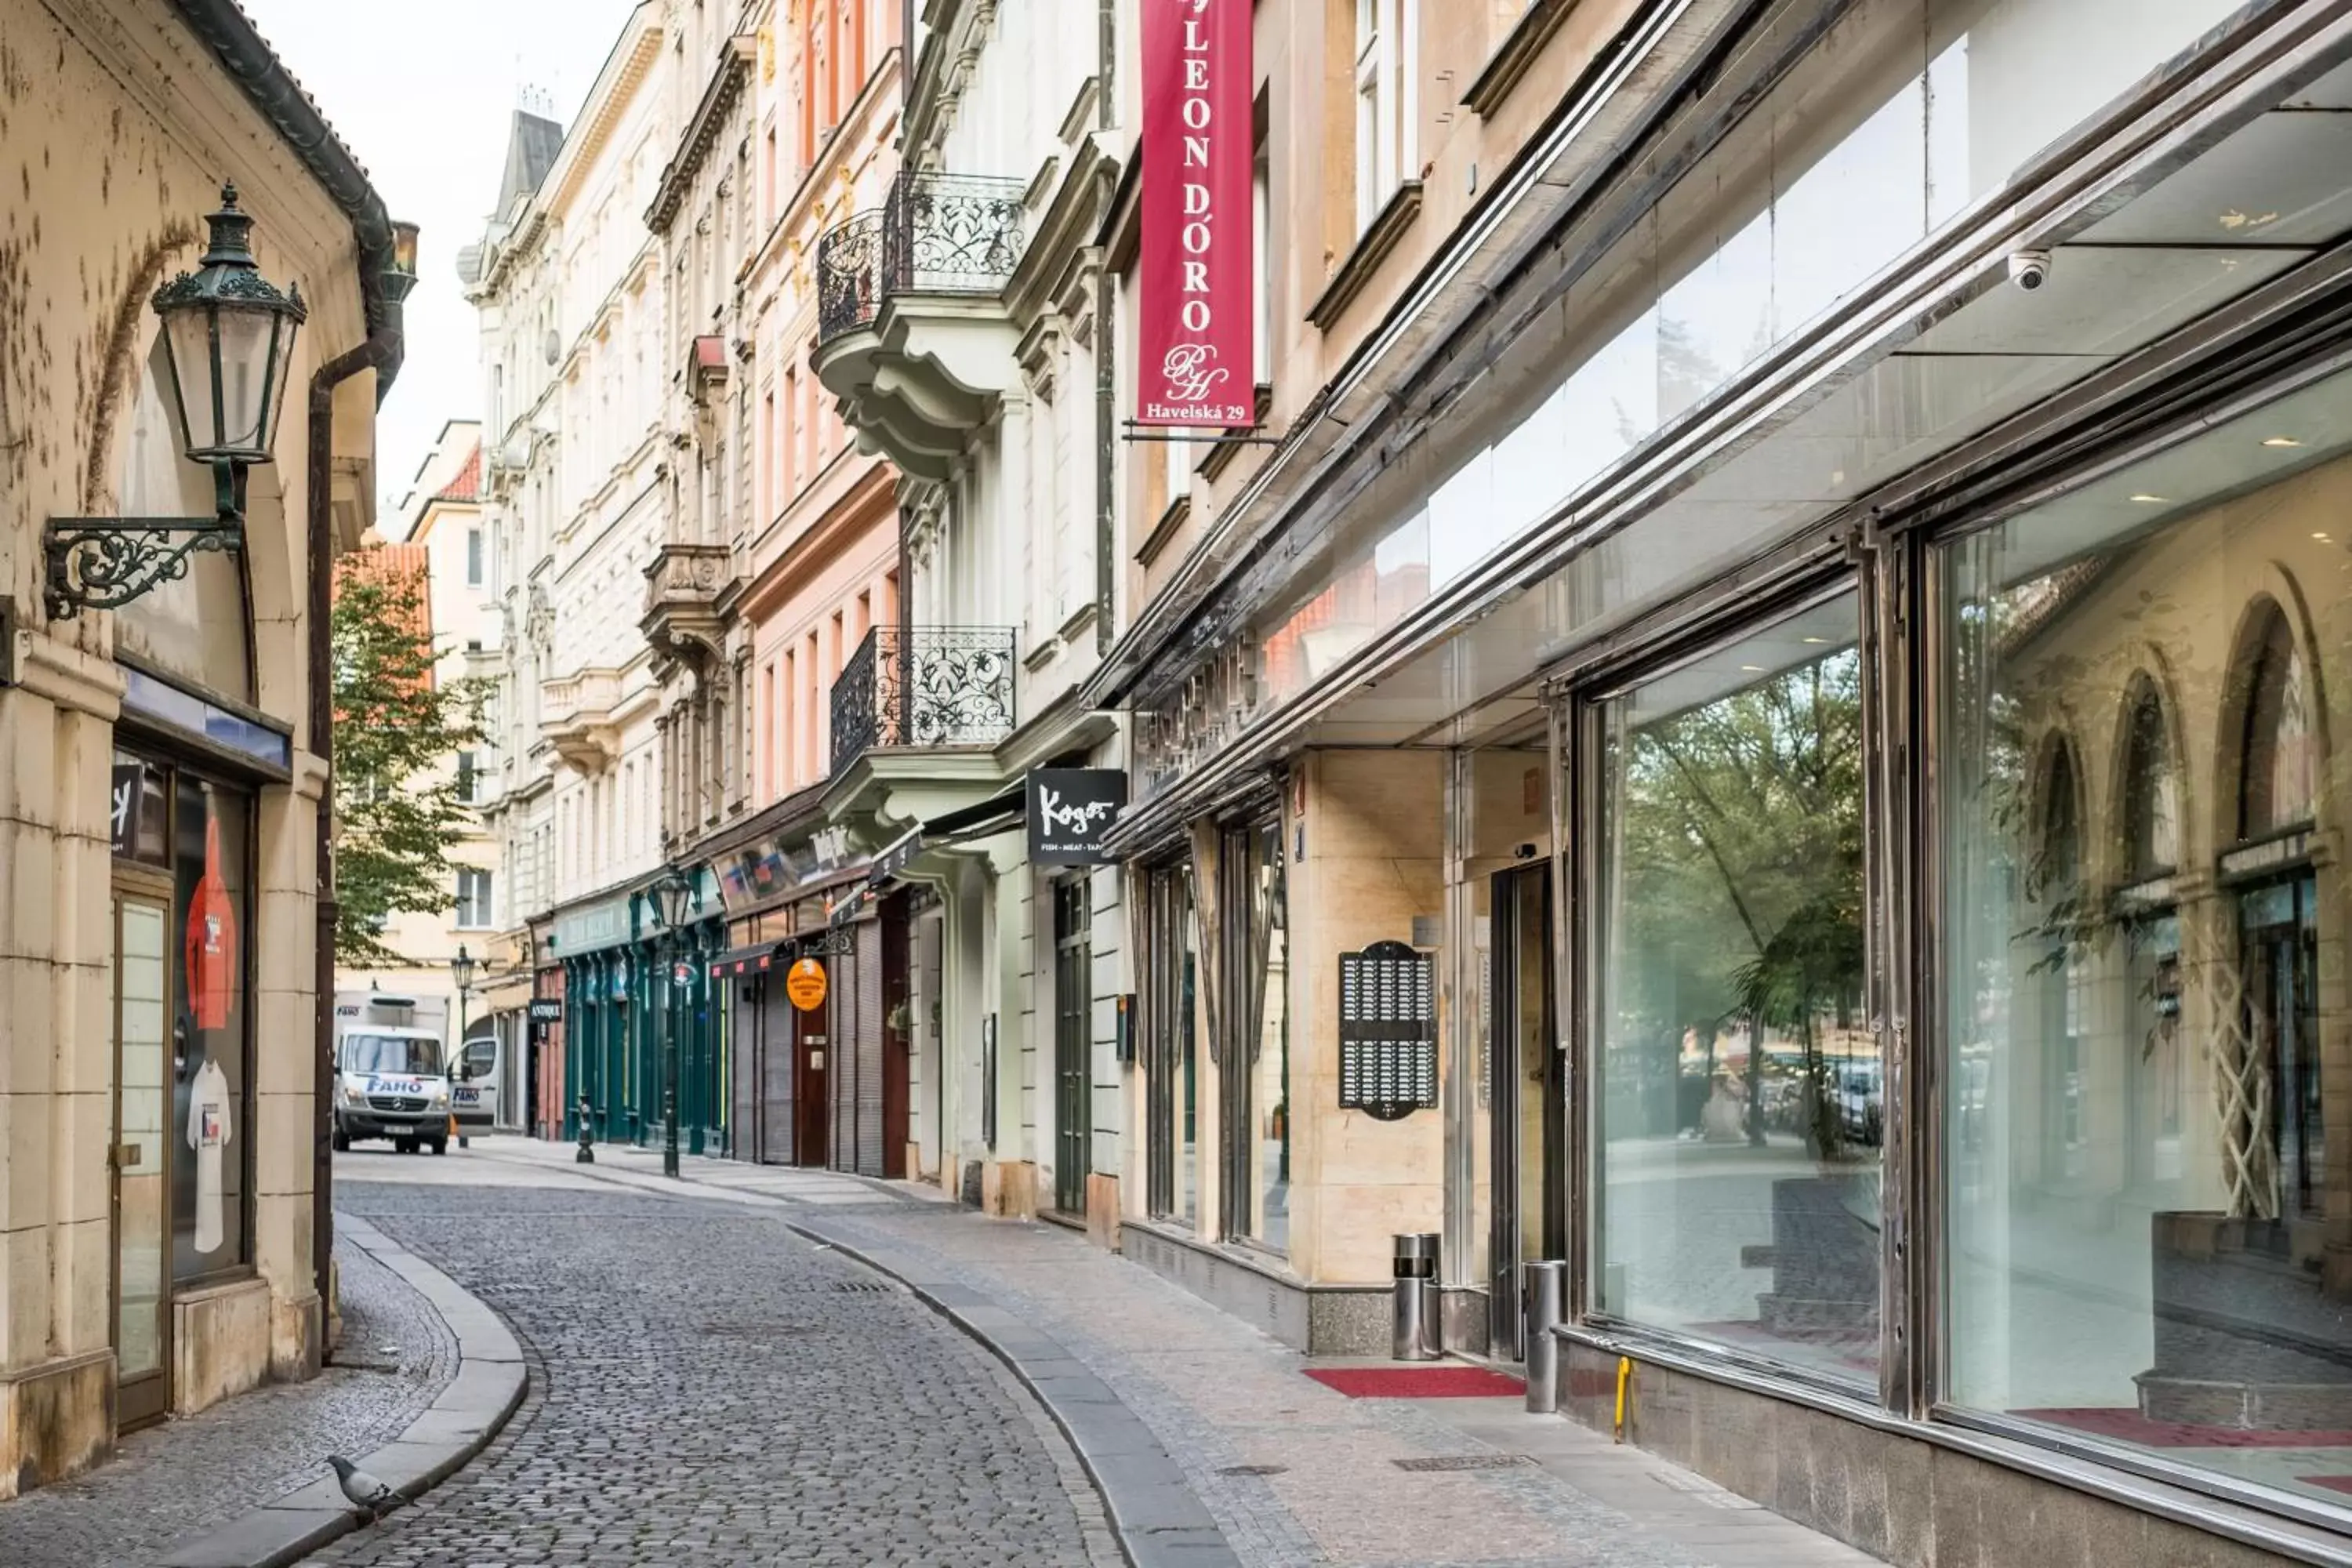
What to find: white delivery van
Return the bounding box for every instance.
[451,1029,501,1131]
[331,991,454,1154]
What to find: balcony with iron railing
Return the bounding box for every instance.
[812,172,1029,481]
[829,626,1017,776]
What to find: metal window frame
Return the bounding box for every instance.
[1557,566,1879,1396]
[1541,241,2352,1551]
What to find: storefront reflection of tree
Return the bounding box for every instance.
[1621,649,1865,1158]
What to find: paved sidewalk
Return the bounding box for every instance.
[477,1136,1882,1567]
[0,1233,456,1568]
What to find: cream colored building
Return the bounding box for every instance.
[808,0,1127,1215]
[463,5,683,1146]
[335,421,511,1119]
[0,0,408,1493]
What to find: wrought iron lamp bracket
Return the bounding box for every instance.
[45,459,245,620]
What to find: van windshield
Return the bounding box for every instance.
[342,1034,444,1076]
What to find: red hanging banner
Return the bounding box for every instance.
[1138,0,1254,428]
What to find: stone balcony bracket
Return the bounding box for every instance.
[539,667,625,773]
[813,172,1029,483]
[641,540,735,670]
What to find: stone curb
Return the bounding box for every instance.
[474,1146,1240,1567]
[782,1215,1242,1568]
[157,1214,529,1568]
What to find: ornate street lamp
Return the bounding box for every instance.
[46,183,310,619]
[645,867,697,1179]
[448,944,476,1149]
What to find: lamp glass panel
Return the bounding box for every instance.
[161,309,220,455]
[212,307,278,456]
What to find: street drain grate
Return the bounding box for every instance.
[830,1279,895,1294]
[1216,1464,1288,1477]
[1392,1454,1537,1472]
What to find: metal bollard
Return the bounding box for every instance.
[1523,1260,1566,1412]
[1392,1232,1441,1361]
[575,1098,596,1164]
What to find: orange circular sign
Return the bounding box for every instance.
[785,956,828,1011]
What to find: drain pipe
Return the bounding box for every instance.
[307,321,401,1329]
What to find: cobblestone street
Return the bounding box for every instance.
[0,1232,456,1568]
[304,1156,1117,1568]
[395,1141,1882,1568]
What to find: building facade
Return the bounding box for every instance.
[464,6,729,1156]
[684,0,914,1178]
[1092,0,2352,1562]
[335,423,517,1126]
[810,0,1127,1217]
[0,0,407,1494]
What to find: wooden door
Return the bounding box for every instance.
[795,1004,830,1169]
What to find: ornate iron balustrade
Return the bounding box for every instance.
[815,172,1029,347]
[816,210,884,343]
[829,626,1017,775]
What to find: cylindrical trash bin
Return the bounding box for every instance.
[1523,1260,1567,1412]
[1392,1232,1441,1360]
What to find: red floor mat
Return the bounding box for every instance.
[2019,1407,2352,1450]
[1305,1365,1526,1399]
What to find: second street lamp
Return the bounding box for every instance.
[448,945,475,1149]
[648,869,695,1179]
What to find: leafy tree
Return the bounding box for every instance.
[329,561,489,966]
[1613,649,1867,1155]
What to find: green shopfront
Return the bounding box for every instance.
[550,877,726,1152]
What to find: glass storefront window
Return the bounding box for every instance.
[1592,593,1877,1382]
[1939,363,2351,1508]
[1143,864,1200,1228]
[1245,821,1290,1254]
[1252,0,2250,720]
[169,771,252,1283]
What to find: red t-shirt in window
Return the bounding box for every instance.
[187,811,235,1030]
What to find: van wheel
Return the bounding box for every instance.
[428,1138,448,1156]
[332,1128,350,1152]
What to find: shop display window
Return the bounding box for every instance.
[1938,365,2351,1509]
[1143,864,1200,1228]
[167,769,252,1283]
[1591,593,1878,1382]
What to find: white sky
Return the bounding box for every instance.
[231,0,640,513]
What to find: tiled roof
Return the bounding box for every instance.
[435,442,483,503]
[333,543,434,688]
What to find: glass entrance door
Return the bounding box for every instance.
[1488,864,1559,1359]
[2243,873,2321,1218]
[113,891,173,1429]
[1054,880,1091,1214]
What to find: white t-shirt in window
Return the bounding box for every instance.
[187,1058,233,1254]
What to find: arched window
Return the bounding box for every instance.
[2121,679,2179,880]
[2239,608,2316,840]
[2033,741,2083,902]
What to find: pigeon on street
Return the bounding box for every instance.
[327,1454,398,1522]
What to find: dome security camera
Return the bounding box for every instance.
[2007,249,2053,292]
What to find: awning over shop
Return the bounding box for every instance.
[706,941,784,979]
[866,786,1026,889]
